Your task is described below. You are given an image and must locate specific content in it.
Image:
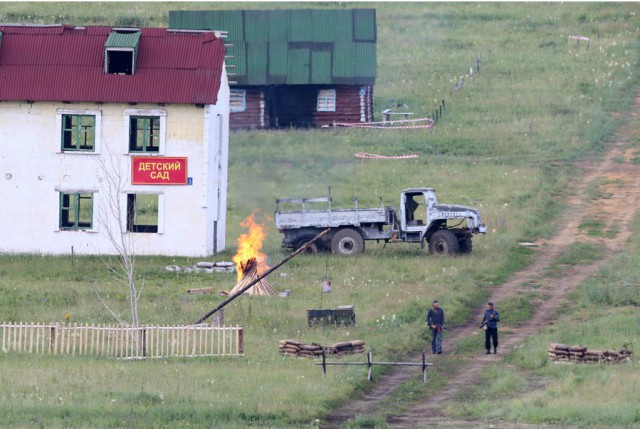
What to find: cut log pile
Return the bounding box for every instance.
[548,343,632,364]
[279,339,366,358]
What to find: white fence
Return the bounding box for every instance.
[1,322,243,359]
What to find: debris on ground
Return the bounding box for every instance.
[165,261,235,274]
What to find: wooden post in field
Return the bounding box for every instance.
[321,349,327,377]
[238,326,243,355]
[422,350,428,384]
[367,351,373,381]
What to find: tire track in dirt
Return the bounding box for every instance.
[321,91,640,429]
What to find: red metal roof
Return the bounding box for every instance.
[0,25,226,105]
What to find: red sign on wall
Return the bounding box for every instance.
[131,157,188,185]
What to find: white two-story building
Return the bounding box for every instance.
[0,24,230,256]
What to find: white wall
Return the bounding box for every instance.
[0,91,229,257]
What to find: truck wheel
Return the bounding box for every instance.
[331,229,365,256]
[428,230,460,256]
[458,236,473,254]
[295,236,320,254]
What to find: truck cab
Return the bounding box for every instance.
[398,188,486,254]
[399,188,438,242]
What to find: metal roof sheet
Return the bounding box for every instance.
[104,31,141,49]
[168,8,376,86]
[0,25,226,105]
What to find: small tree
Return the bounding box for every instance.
[95,153,141,350]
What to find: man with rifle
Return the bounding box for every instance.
[480,302,500,354]
[427,300,445,354]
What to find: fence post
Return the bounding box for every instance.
[442,99,446,111]
[322,349,327,378]
[367,351,373,381]
[422,350,428,385]
[142,328,147,358]
[51,324,57,354]
[237,326,244,355]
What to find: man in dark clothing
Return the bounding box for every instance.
[480,302,500,354]
[427,300,445,354]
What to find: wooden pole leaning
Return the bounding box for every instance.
[192,228,331,325]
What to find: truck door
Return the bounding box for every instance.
[402,191,428,239]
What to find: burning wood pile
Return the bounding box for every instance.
[228,257,279,296]
[279,339,366,357]
[227,213,278,297]
[548,343,632,364]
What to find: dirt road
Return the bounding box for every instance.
[321,91,640,429]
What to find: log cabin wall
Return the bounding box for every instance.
[230,87,270,130]
[231,85,374,129]
[313,86,374,126]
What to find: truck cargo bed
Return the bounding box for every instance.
[275,207,388,229]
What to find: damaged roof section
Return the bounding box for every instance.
[0,24,226,105]
[169,8,376,86]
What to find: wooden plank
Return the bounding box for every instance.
[29,322,34,353]
[17,322,22,352]
[187,287,212,294]
[35,323,40,354]
[72,323,77,356]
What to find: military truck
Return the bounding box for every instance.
[274,188,487,256]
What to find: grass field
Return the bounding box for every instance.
[1,2,640,428]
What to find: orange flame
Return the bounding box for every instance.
[232,212,269,281]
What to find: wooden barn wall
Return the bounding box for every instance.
[229,85,375,129]
[230,88,269,130]
[314,85,374,126]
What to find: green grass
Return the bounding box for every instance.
[1,2,640,428]
[447,213,640,427]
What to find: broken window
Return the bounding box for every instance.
[230,89,247,112]
[127,194,159,233]
[106,50,134,74]
[129,116,160,153]
[61,114,95,151]
[317,89,336,112]
[60,192,93,230]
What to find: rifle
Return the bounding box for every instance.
[479,315,499,329]
[429,324,452,332]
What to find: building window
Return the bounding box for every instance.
[57,109,101,154]
[317,89,336,112]
[129,116,160,153]
[127,194,159,233]
[61,114,96,151]
[230,89,247,113]
[106,49,134,75]
[124,109,166,155]
[60,192,93,230]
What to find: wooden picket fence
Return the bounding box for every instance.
[1,322,243,359]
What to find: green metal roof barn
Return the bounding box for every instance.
[169,9,377,128]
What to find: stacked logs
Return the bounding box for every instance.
[548,343,632,364]
[279,339,366,358]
